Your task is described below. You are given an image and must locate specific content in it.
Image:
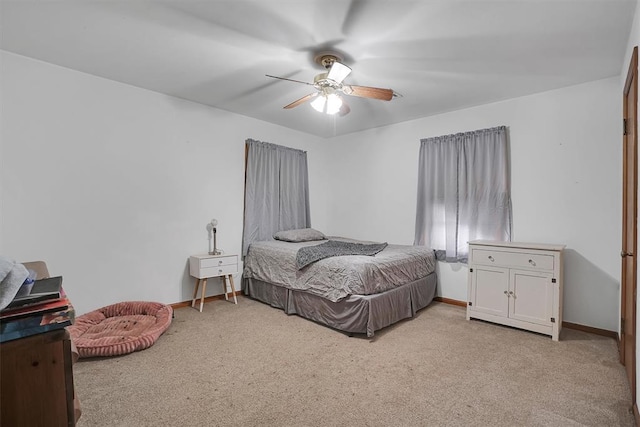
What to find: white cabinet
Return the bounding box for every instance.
[466,241,565,341]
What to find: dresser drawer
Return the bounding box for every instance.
[200,255,237,269]
[199,264,237,278]
[471,249,554,270]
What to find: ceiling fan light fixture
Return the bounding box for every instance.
[326,61,352,84]
[310,92,342,115]
[310,95,326,113]
[325,94,343,115]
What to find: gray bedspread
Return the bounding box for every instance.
[243,237,436,302]
[296,240,388,269]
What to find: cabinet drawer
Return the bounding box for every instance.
[200,264,237,278]
[471,249,554,270]
[200,255,237,268]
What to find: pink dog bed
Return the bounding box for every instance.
[68,301,172,358]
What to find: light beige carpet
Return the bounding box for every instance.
[73,298,634,426]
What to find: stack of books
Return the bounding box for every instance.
[0,276,75,343]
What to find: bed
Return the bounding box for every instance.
[242,234,437,337]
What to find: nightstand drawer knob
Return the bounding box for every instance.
[218,260,223,265]
[528,259,536,266]
[488,255,494,262]
[218,269,223,273]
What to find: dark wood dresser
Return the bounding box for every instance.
[1,328,76,426]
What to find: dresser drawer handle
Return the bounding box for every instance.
[218,260,223,265]
[488,255,494,262]
[528,259,536,266]
[218,269,223,273]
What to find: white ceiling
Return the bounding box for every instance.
[1,0,636,138]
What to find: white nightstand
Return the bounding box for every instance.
[189,253,238,312]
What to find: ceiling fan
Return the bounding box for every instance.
[266,53,397,117]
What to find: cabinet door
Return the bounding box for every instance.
[470,265,509,318]
[508,269,553,326]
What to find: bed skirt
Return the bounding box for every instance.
[242,272,437,337]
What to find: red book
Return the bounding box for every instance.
[0,295,70,321]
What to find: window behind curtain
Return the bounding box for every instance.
[414,126,512,262]
[242,139,311,256]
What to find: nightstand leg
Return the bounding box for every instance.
[199,278,207,312]
[228,275,237,304]
[222,276,229,301]
[192,279,200,309]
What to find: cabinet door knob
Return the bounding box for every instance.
[488,255,494,262]
[503,290,508,295]
[528,259,536,266]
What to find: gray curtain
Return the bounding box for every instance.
[414,126,512,262]
[242,139,311,256]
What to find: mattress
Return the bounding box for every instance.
[242,237,436,302]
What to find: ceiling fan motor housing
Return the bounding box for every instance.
[314,53,343,70]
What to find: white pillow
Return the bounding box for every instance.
[273,228,327,243]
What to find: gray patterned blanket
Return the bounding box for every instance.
[296,240,388,269]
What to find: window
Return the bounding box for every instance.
[414,126,512,262]
[242,139,311,256]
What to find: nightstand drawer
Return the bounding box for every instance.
[200,255,237,269]
[199,264,237,278]
[471,249,554,270]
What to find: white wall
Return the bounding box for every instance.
[0,51,329,315]
[322,77,622,332]
[0,49,623,335]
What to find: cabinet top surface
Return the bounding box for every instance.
[190,253,237,260]
[468,240,566,251]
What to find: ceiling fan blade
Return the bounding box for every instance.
[343,85,394,101]
[284,93,317,109]
[327,61,352,84]
[265,74,314,86]
[339,100,351,117]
